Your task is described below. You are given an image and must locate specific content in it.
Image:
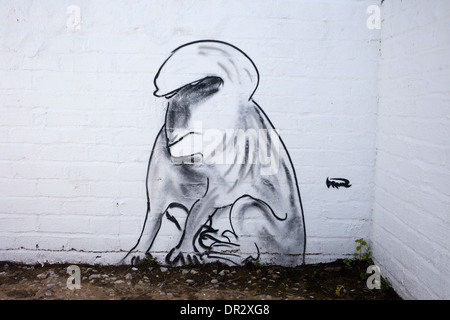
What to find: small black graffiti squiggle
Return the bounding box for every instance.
[326,177,351,189]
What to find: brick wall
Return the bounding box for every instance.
[0,0,380,266]
[371,0,450,299]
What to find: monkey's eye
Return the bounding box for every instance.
[163,79,202,99]
[189,80,201,86]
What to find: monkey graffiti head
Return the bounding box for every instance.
[153,40,259,99]
[155,41,263,168]
[124,40,306,267]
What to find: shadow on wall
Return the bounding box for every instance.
[123,40,306,267]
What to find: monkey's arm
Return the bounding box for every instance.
[122,127,179,263]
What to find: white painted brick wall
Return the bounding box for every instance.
[0,0,377,267]
[6,0,449,300]
[371,0,450,299]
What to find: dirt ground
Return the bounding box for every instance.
[0,259,400,300]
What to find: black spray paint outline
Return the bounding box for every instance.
[124,40,306,266]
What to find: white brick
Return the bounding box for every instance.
[38,215,90,234]
[61,198,126,216]
[90,217,120,235]
[0,71,32,89]
[0,215,37,233]
[0,197,62,215]
[36,180,89,198]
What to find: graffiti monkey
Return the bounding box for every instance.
[124,40,306,266]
